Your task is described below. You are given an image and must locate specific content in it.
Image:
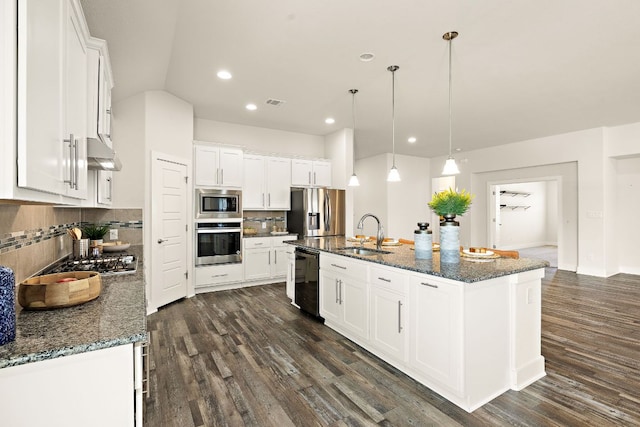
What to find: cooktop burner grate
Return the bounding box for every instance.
[44,253,138,276]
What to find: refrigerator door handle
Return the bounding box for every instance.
[324,191,331,231]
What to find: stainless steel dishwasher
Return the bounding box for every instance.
[294,247,322,319]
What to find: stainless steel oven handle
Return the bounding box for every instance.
[197,228,242,234]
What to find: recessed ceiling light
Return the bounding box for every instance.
[325,118,335,124]
[359,53,375,62]
[455,148,462,152]
[217,70,232,80]
[245,103,257,111]
[408,137,417,143]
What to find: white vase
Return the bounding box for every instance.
[440,214,460,263]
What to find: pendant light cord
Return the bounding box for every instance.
[448,35,453,159]
[391,67,397,167]
[350,89,358,173]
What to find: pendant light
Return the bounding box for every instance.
[348,89,360,187]
[442,31,460,176]
[387,65,401,182]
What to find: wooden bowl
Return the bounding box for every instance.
[18,271,102,310]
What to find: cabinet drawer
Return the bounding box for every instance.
[370,265,407,292]
[272,235,297,247]
[320,253,368,279]
[244,237,271,249]
[195,263,243,287]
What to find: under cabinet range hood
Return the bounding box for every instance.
[87,138,122,171]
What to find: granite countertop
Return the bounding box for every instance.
[243,232,298,238]
[287,237,549,283]
[0,247,147,369]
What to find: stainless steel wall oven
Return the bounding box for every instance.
[195,220,242,265]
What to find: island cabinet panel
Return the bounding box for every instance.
[0,344,135,427]
[319,253,369,342]
[369,265,408,363]
[408,274,463,394]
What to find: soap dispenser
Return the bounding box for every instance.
[414,222,432,259]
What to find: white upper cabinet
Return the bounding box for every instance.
[243,154,291,210]
[194,144,243,188]
[291,159,331,187]
[14,0,88,200]
[86,37,113,146]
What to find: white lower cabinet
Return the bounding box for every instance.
[243,236,297,283]
[285,245,295,300]
[369,265,408,363]
[313,250,545,412]
[195,263,243,289]
[319,253,368,341]
[408,273,463,394]
[0,344,140,426]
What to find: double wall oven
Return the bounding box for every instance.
[195,189,243,266]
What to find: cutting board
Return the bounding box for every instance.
[18,271,102,310]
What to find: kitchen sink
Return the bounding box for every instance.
[336,246,392,256]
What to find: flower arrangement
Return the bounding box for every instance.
[428,188,474,217]
[81,224,110,240]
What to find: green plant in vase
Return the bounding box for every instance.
[428,188,473,262]
[81,224,110,241]
[428,187,473,218]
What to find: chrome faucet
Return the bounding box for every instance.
[357,213,385,250]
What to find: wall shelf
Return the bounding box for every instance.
[500,205,531,210]
[500,190,531,197]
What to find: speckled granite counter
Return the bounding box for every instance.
[287,236,548,283]
[0,246,147,369]
[244,233,298,238]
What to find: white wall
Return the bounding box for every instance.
[111,93,146,208]
[352,153,430,240]
[545,180,558,244]
[194,118,325,158]
[324,128,354,233]
[353,154,388,237]
[497,182,550,250]
[616,157,640,274]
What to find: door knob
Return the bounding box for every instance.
[157,239,167,244]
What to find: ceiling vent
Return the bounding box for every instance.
[265,98,286,107]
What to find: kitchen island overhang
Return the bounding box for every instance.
[287,237,548,412]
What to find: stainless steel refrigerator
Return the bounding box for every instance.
[287,188,345,237]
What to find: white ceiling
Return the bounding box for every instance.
[80,0,640,160]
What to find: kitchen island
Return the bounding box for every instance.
[0,247,147,426]
[288,237,548,412]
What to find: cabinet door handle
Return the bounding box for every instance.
[254,242,264,246]
[308,171,311,185]
[421,282,439,289]
[330,263,347,270]
[274,251,277,264]
[73,138,79,190]
[211,273,228,278]
[141,340,150,398]
[378,277,391,283]
[106,177,112,201]
[268,252,271,265]
[398,301,403,333]
[313,172,317,185]
[268,193,271,207]
[63,134,74,188]
[262,193,265,206]
[338,279,343,305]
[335,279,339,304]
[220,168,224,184]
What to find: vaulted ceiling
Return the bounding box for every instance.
[80,0,640,159]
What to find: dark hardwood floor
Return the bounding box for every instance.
[144,268,640,426]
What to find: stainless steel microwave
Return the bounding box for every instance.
[196,189,242,219]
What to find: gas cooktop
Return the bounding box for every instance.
[44,253,138,276]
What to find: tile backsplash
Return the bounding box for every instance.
[0,205,142,283]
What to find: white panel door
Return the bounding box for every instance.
[152,157,188,308]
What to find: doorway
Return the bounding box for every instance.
[151,154,189,308]
[489,180,559,267]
